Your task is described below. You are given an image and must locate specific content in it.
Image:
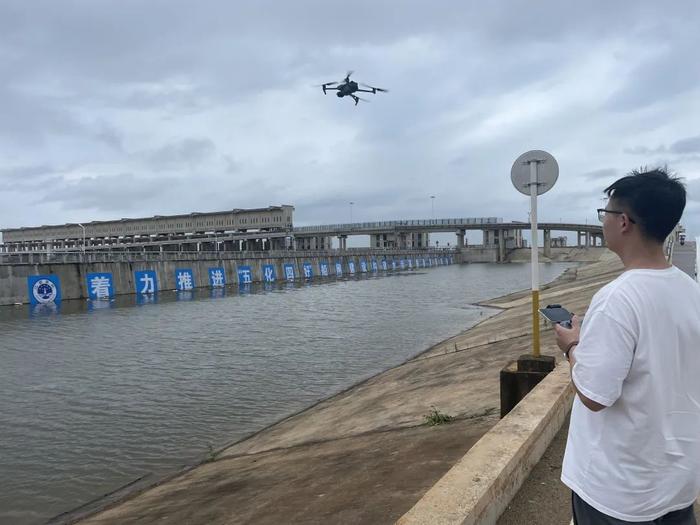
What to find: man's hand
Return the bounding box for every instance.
[554,315,581,352]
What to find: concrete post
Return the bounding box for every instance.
[498,229,506,262]
[456,230,465,248]
[543,229,551,258]
[585,232,590,247]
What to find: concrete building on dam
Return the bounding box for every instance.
[0,205,605,261]
[0,205,295,253]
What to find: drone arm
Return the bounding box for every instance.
[355,88,376,94]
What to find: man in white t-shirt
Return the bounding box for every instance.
[555,168,700,524]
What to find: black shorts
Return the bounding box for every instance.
[572,492,696,525]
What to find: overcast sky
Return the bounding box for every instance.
[1,1,699,241]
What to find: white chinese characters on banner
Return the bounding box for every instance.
[209,268,225,287]
[87,272,113,300]
[320,263,329,277]
[303,263,313,279]
[237,266,253,284]
[263,265,276,282]
[176,269,194,291]
[134,271,157,294]
[284,264,295,281]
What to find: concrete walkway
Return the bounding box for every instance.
[70,251,624,524]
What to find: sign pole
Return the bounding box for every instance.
[529,160,540,358]
[503,149,558,417]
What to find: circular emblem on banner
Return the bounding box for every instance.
[33,279,57,303]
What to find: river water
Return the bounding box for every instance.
[0,262,574,524]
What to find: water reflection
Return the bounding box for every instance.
[1,262,575,525]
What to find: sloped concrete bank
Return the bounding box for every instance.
[64,251,623,525]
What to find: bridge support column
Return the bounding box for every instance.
[498,229,506,263]
[338,235,347,250]
[456,229,465,249]
[543,229,551,258]
[585,232,590,247]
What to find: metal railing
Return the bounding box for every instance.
[293,217,503,233]
[0,247,457,265]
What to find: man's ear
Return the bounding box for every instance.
[621,213,635,233]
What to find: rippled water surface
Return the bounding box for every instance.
[0,262,574,524]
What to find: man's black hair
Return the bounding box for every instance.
[604,167,686,243]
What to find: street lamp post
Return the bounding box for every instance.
[349,201,354,223]
[430,195,435,219]
[77,223,86,257]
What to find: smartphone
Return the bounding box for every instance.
[538,304,574,327]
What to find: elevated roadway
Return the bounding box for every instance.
[293,219,603,236]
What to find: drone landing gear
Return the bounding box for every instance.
[351,95,359,106]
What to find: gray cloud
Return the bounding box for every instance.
[140,138,216,170]
[671,136,700,154]
[40,173,179,212]
[582,168,618,180]
[1,0,699,239]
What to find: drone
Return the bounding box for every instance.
[318,71,388,105]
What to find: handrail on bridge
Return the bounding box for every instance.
[293,217,503,233]
[0,247,457,265]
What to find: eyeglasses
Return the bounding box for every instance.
[597,208,636,223]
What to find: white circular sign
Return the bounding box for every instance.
[32,279,57,303]
[511,150,559,196]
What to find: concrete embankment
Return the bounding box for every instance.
[66,250,623,525]
[0,249,448,305]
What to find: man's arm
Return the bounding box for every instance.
[567,345,606,412]
[555,316,607,412]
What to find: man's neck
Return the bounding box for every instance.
[618,244,671,271]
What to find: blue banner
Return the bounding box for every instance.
[237,265,253,284]
[381,259,388,271]
[399,259,405,269]
[283,263,295,281]
[371,260,378,272]
[208,267,226,287]
[28,275,62,305]
[360,260,368,273]
[348,261,356,274]
[391,260,397,270]
[407,259,413,269]
[319,261,329,277]
[262,264,276,282]
[175,268,195,291]
[86,272,113,300]
[335,261,343,276]
[134,270,158,295]
[302,262,313,279]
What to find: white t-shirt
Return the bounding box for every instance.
[561,266,700,521]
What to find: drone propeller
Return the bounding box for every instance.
[355,96,370,103]
[360,83,388,93]
[316,81,337,87]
